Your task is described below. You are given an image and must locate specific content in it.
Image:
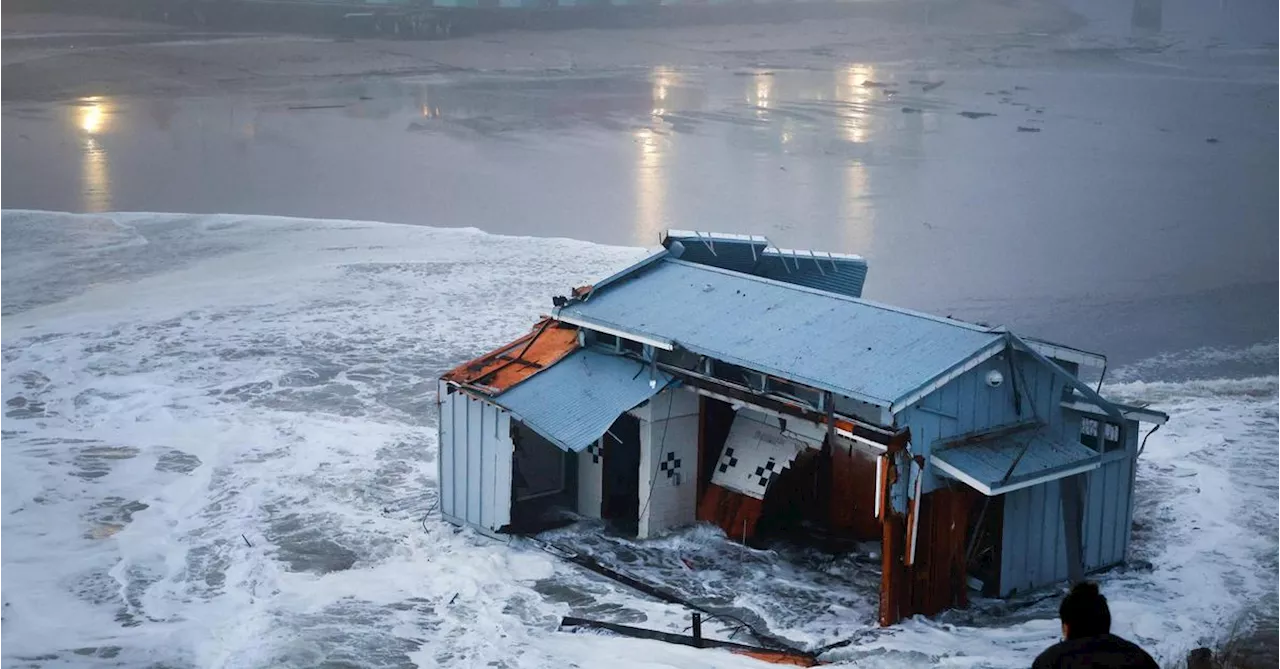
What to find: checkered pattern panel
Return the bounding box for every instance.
[658,451,683,479]
[585,441,603,465]
[710,411,810,500]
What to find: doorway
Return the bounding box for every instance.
[601,413,641,534]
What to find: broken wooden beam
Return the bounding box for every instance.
[558,616,820,666]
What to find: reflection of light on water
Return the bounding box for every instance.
[651,66,677,117]
[633,127,666,245]
[835,65,876,252]
[752,73,772,111]
[75,97,114,212]
[837,64,876,143]
[78,96,111,135]
[653,66,676,103]
[82,138,112,213]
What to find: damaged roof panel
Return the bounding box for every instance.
[555,258,1001,408]
[932,423,1103,496]
[493,348,675,453]
[662,230,869,298]
[441,319,580,395]
[664,230,770,274]
[758,247,868,299]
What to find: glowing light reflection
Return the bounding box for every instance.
[75,97,114,212]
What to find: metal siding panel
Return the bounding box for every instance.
[1123,426,1139,559]
[999,490,1016,595]
[974,367,993,430]
[495,411,513,529]
[1036,359,1055,428]
[1112,458,1130,565]
[1103,459,1124,565]
[494,349,674,453]
[455,395,471,518]
[467,397,484,524]
[1001,487,1028,595]
[1098,459,1119,568]
[956,370,976,433]
[913,411,932,454]
[1015,488,1032,594]
[1045,480,1067,584]
[1085,467,1105,569]
[1094,463,1113,568]
[479,404,495,531]
[989,364,1007,427]
[440,389,456,518]
[557,259,1002,407]
[1024,484,1043,588]
[941,380,959,417]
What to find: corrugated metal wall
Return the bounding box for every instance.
[899,352,1141,597]
[900,350,1078,493]
[438,381,514,535]
[999,451,1135,595]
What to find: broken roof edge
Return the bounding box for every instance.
[662,230,866,263]
[1021,336,1107,370]
[1061,395,1170,425]
[663,229,771,245]
[762,246,867,263]
[580,247,670,301]
[440,318,581,396]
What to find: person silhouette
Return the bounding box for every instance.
[1032,582,1159,669]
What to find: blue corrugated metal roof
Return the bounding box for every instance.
[555,258,1001,408]
[758,248,868,299]
[932,423,1101,496]
[665,230,769,274]
[492,348,674,453]
[662,231,869,298]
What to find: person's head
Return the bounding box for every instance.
[1059,581,1111,640]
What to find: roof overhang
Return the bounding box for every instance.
[491,348,676,453]
[1021,337,1107,370]
[889,336,1008,414]
[553,312,674,351]
[932,422,1108,496]
[1061,395,1170,425]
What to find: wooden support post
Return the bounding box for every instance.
[877,429,912,627]
[692,613,703,648]
[879,504,904,627]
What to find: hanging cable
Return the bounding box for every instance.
[1136,423,1160,458]
[636,384,678,526]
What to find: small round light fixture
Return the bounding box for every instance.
[985,369,1005,388]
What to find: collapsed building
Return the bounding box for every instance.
[437,230,1168,624]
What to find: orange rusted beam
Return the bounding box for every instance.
[441,318,580,395]
[730,648,822,667]
[697,484,765,543]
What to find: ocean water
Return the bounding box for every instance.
[1,210,1275,668]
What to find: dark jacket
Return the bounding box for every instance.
[1032,633,1159,669]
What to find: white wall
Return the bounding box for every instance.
[634,387,700,539]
